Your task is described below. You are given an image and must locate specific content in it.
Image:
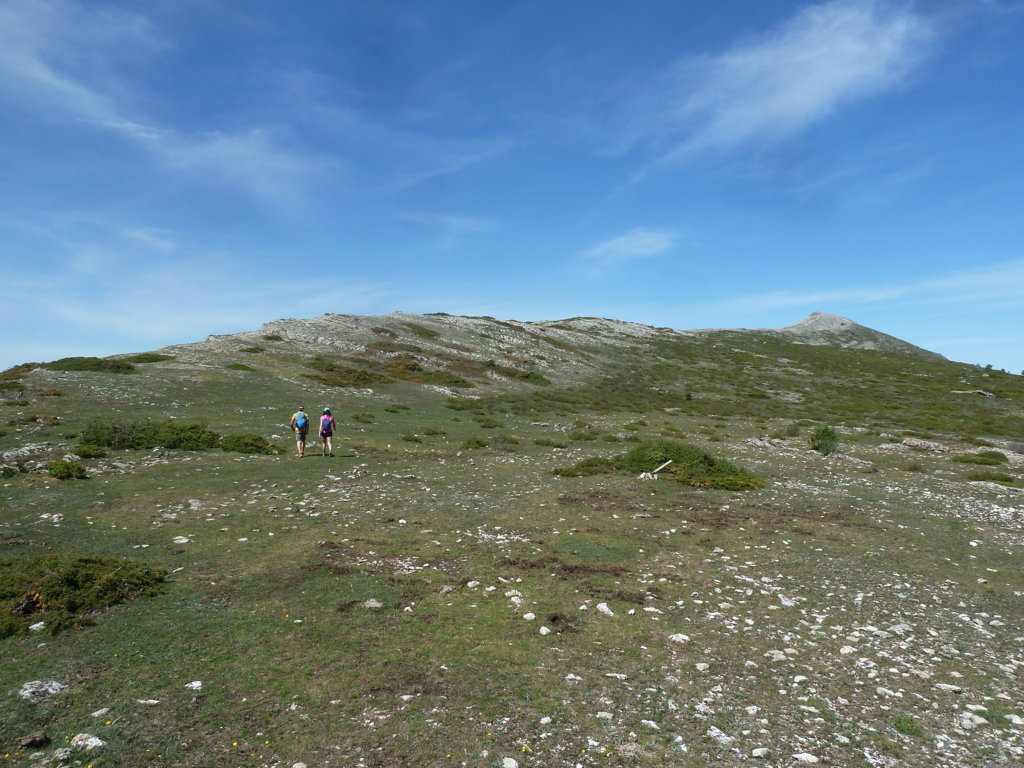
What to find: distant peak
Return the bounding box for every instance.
[780,312,859,332]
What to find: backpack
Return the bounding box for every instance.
[321,414,333,432]
[295,412,308,429]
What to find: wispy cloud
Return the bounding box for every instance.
[396,211,497,249]
[0,0,328,205]
[579,227,678,275]
[630,0,936,174]
[706,258,1024,315]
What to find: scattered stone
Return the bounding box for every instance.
[171,536,191,544]
[91,708,110,718]
[935,683,963,693]
[70,733,106,751]
[19,680,67,702]
[439,585,456,594]
[502,758,519,768]
[29,621,45,632]
[596,602,614,616]
[523,612,536,621]
[706,725,734,746]
[596,711,614,720]
[902,437,948,452]
[752,747,770,758]
[185,681,202,690]
[362,598,383,609]
[539,625,551,635]
[136,699,161,705]
[793,753,820,763]
[19,732,49,748]
[668,633,690,644]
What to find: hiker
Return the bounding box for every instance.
[289,406,309,457]
[319,407,336,457]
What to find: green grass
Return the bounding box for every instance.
[1,315,1023,767]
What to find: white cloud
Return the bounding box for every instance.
[0,0,328,205]
[579,227,678,275]
[396,211,497,249]
[704,258,1024,316]
[631,0,936,171]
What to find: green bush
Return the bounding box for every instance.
[402,434,423,443]
[47,461,88,480]
[554,440,766,490]
[121,353,174,363]
[42,357,135,374]
[0,380,25,392]
[534,437,569,448]
[810,426,840,455]
[262,333,284,341]
[351,412,375,423]
[240,346,264,353]
[0,554,166,637]
[220,434,283,455]
[952,451,1008,465]
[73,444,107,459]
[225,363,255,371]
[967,470,1018,487]
[79,419,221,451]
[461,436,488,450]
[401,322,440,340]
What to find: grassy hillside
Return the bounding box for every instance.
[1,314,1022,767]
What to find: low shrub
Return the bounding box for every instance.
[371,326,397,337]
[47,461,88,480]
[423,428,447,436]
[534,437,569,448]
[42,357,135,374]
[569,429,599,441]
[461,436,488,450]
[220,434,283,455]
[554,440,766,490]
[402,434,423,443]
[810,426,840,456]
[351,412,375,424]
[225,363,255,371]
[553,456,615,477]
[0,380,25,392]
[39,389,63,397]
[5,399,30,407]
[474,417,503,429]
[240,346,264,353]
[262,333,284,341]
[952,451,1008,465]
[304,367,392,388]
[121,353,174,363]
[73,444,107,459]
[401,322,440,340]
[384,404,411,413]
[0,554,166,637]
[79,419,221,451]
[967,470,1019,487]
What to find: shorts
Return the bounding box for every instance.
[296,429,308,439]
[320,431,333,438]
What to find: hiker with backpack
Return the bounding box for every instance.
[319,407,336,456]
[289,406,309,457]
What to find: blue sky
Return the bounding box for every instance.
[2,0,1023,373]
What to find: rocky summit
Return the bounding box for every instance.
[1,310,1022,768]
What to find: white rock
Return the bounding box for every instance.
[752,747,770,757]
[668,633,690,644]
[765,650,788,662]
[793,753,819,763]
[185,681,202,690]
[540,716,552,725]
[70,734,106,750]
[91,708,111,718]
[502,759,518,768]
[695,663,710,672]
[840,645,855,654]
[935,683,962,693]
[19,680,67,702]
[400,695,414,702]
[29,621,45,632]
[793,675,808,684]
[136,699,161,705]
[362,598,383,609]
[172,536,191,544]
[745,706,760,715]
[539,625,551,636]
[641,719,660,729]
[292,763,308,768]
[596,602,614,616]
[706,725,734,746]
[596,711,614,720]
[565,673,583,683]
[466,580,480,588]
[523,612,536,621]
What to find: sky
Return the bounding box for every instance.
[2,0,1023,374]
